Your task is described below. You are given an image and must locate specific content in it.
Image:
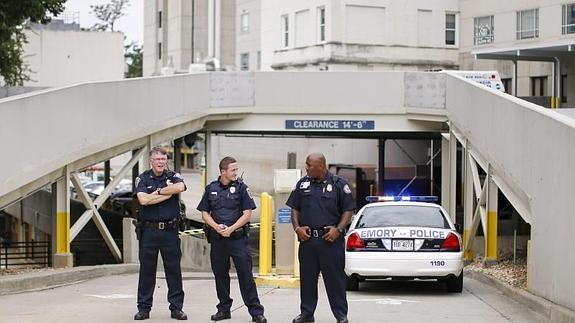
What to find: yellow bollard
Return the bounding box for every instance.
[201,168,207,190]
[259,193,273,275]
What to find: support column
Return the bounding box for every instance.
[486,174,498,262]
[174,138,182,173]
[430,139,434,196]
[441,135,451,212]
[378,139,385,195]
[512,60,518,96]
[463,149,474,260]
[53,169,73,268]
[449,131,457,222]
[205,131,217,183]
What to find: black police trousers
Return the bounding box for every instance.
[210,236,264,316]
[137,227,184,312]
[298,236,347,320]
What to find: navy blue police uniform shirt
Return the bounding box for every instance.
[196,178,257,226]
[135,169,186,222]
[286,172,355,229]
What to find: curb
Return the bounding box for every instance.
[0,264,139,296]
[255,275,300,288]
[466,270,575,323]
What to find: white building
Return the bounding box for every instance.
[262,0,460,71]
[143,0,237,75]
[459,0,575,107]
[23,19,124,88]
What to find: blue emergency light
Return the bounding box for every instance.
[365,195,439,203]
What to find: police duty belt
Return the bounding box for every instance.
[178,222,261,239]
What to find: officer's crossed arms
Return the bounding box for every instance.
[137,182,186,206]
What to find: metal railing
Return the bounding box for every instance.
[1,240,51,269]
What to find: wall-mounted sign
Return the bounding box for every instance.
[285,120,375,130]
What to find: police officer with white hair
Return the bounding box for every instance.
[134,146,187,320]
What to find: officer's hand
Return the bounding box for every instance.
[220,225,233,237]
[295,226,311,242]
[322,226,339,243]
[215,224,228,236]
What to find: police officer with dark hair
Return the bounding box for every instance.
[134,147,188,321]
[197,156,267,323]
[287,153,354,323]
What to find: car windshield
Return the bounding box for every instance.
[357,205,450,229]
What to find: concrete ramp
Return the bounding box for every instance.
[446,72,575,311]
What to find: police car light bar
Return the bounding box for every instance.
[365,195,439,203]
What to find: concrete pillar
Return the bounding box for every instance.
[486,174,498,262]
[122,218,139,263]
[174,138,182,173]
[378,139,385,195]
[53,170,73,268]
[512,60,518,96]
[206,131,218,182]
[440,135,451,214]
[449,131,457,222]
[463,149,474,260]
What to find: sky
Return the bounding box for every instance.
[60,0,143,45]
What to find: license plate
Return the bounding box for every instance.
[392,239,414,251]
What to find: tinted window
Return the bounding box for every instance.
[357,205,450,229]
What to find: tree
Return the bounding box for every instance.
[90,0,129,32]
[0,0,66,86]
[124,41,142,78]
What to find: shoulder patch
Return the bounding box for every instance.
[343,184,352,194]
[135,176,141,188]
[173,172,182,179]
[246,187,253,199]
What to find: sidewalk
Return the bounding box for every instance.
[1,264,574,322]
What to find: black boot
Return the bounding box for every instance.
[211,311,231,321]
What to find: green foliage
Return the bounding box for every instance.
[124,41,142,78]
[90,0,129,32]
[0,0,66,86]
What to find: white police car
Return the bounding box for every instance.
[345,196,464,292]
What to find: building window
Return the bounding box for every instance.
[474,15,494,45]
[241,12,249,32]
[240,53,249,71]
[517,9,539,39]
[445,13,456,45]
[530,76,547,96]
[257,51,261,70]
[158,11,162,28]
[318,6,326,42]
[562,3,575,34]
[501,78,512,95]
[158,42,162,60]
[281,14,289,48]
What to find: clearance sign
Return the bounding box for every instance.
[285,120,374,130]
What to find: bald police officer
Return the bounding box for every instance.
[197,156,267,323]
[287,153,354,323]
[134,147,187,320]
